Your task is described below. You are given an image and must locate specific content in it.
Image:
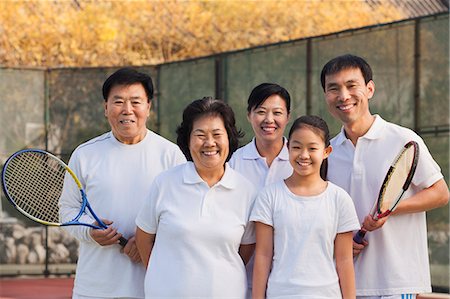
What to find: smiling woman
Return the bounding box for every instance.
[189,115,229,186]
[176,97,242,186]
[135,97,257,298]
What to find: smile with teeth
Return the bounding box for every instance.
[120,120,135,124]
[296,160,311,166]
[262,127,276,132]
[202,150,219,156]
[337,104,355,111]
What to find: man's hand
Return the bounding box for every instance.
[353,236,368,257]
[362,215,388,232]
[89,219,124,246]
[120,236,141,263]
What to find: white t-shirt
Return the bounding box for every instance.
[229,137,293,294]
[250,181,360,298]
[135,162,256,299]
[59,130,186,298]
[328,115,443,296]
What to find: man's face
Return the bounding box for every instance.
[104,83,151,144]
[323,67,374,126]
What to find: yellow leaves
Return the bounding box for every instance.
[0,0,406,67]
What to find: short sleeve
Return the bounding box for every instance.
[249,188,274,227]
[135,179,161,234]
[412,138,443,189]
[336,187,360,234]
[241,220,255,245]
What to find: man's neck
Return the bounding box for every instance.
[344,115,376,146]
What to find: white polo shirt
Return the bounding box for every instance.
[328,115,443,296]
[229,138,293,190]
[136,162,256,298]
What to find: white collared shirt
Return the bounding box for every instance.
[328,115,442,296]
[136,162,256,298]
[229,137,293,189]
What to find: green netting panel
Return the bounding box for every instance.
[419,15,449,129]
[423,134,449,291]
[0,69,46,158]
[311,21,416,136]
[0,69,46,228]
[225,43,307,145]
[47,67,157,158]
[158,59,215,142]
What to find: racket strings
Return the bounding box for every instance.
[4,152,66,224]
[378,147,415,213]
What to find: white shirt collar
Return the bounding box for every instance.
[334,115,386,145]
[182,161,237,189]
[242,137,289,161]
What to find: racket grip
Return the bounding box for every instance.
[353,229,366,244]
[119,237,128,247]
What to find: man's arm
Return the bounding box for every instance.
[362,179,449,232]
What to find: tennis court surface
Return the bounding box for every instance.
[0,277,74,299]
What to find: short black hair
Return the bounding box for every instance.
[102,68,154,101]
[176,97,244,162]
[247,83,291,114]
[320,54,373,91]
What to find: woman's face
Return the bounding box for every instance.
[189,114,229,176]
[248,94,290,145]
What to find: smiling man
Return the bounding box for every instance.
[320,54,449,299]
[59,68,186,299]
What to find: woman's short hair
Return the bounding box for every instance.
[247,83,291,114]
[176,97,244,162]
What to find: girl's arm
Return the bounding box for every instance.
[252,222,274,299]
[335,231,356,299]
[135,227,156,268]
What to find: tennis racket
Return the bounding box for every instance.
[353,141,419,244]
[1,148,128,246]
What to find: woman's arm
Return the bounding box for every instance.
[335,231,356,299]
[135,227,156,268]
[239,244,255,265]
[252,222,274,299]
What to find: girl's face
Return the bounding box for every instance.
[288,126,332,178]
[247,95,290,144]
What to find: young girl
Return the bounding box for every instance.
[250,115,359,298]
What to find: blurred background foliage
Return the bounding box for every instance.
[0,0,404,67]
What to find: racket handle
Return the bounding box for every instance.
[353,229,366,244]
[119,237,128,247]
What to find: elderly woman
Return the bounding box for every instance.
[135,97,256,298]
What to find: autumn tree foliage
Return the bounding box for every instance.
[0,1,405,67]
